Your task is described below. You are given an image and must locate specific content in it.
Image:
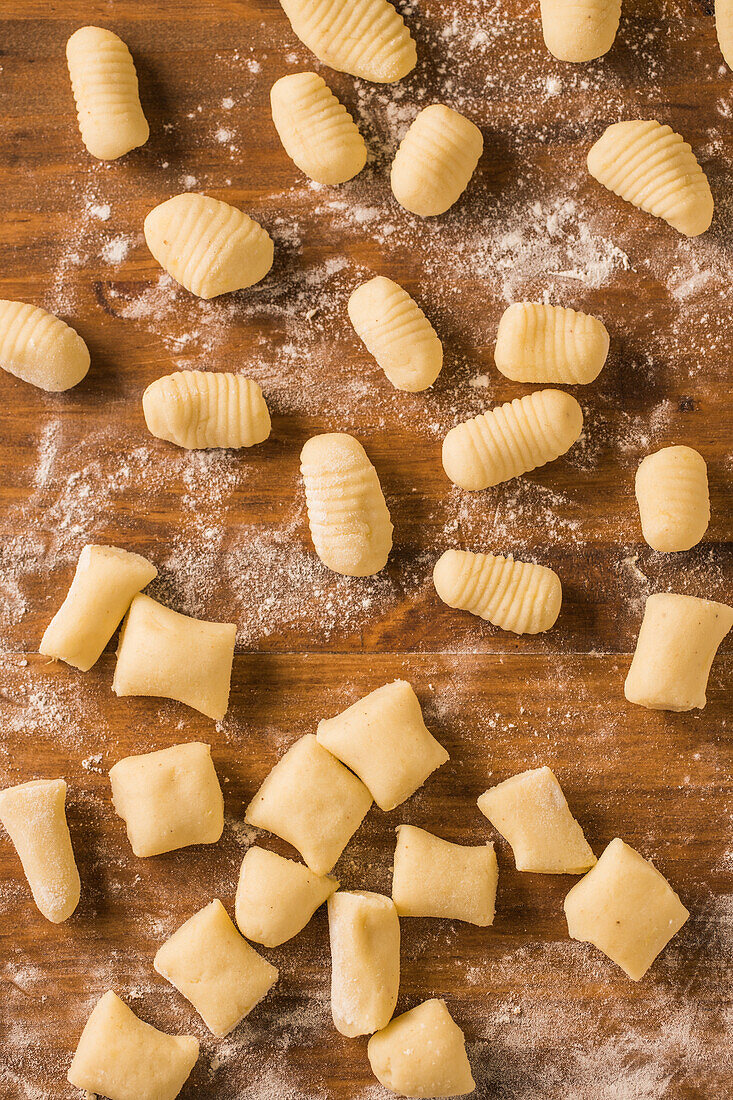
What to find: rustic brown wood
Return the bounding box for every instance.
[0,2,731,1097]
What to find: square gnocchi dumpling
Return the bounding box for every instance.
[392,824,497,926]
[154,899,278,1036]
[235,846,338,947]
[245,735,372,875]
[109,742,224,857]
[564,837,689,980]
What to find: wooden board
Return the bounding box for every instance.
[0,2,731,1097]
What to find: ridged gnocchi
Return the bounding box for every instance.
[0,300,90,392]
[587,120,714,237]
[718,0,733,69]
[635,445,710,553]
[494,302,609,385]
[442,388,583,490]
[433,549,562,634]
[539,0,621,62]
[270,72,367,184]
[277,0,417,82]
[390,104,483,217]
[144,193,274,299]
[66,26,149,160]
[300,433,393,576]
[347,276,443,392]
[142,371,271,450]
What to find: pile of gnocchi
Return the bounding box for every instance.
[1,3,732,1099]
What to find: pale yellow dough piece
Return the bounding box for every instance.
[109,742,224,857]
[635,445,710,552]
[368,998,475,1097]
[277,0,416,82]
[300,432,393,576]
[245,734,372,875]
[539,0,621,62]
[347,276,443,392]
[390,104,483,217]
[587,120,714,237]
[40,544,157,671]
[478,766,596,873]
[494,302,609,384]
[392,824,497,926]
[624,592,733,712]
[564,838,689,980]
[112,594,236,720]
[235,846,338,947]
[67,990,199,1100]
[154,899,278,1037]
[0,779,80,923]
[316,679,449,811]
[270,72,367,184]
[328,890,400,1037]
[442,388,583,490]
[717,0,733,68]
[0,299,90,391]
[142,370,271,450]
[433,550,562,635]
[144,193,274,298]
[66,26,149,160]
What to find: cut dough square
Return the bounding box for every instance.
[328,890,400,1037]
[67,989,198,1100]
[477,766,596,873]
[563,837,689,980]
[392,824,497,926]
[316,680,449,811]
[235,846,338,947]
[245,735,372,875]
[367,998,475,1097]
[112,593,236,721]
[154,899,278,1037]
[109,742,224,857]
[40,544,157,671]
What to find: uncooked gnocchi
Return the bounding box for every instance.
[68,990,199,1100]
[66,26,149,160]
[109,742,224,857]
[270,72,367,184]
[40,544,157,671]
[478,766,596,873]
[564,838,689,980]
[392,824,498,926]
[624,592,733,712]
[539,0,621,62]
[144,193,274,298]
[718,0,733,68]
[300,432,393,576]
[347,276,443,392]
[0,778,80,923]
[368,998,475,1098]
[235,847,338,947]
[277,0,417,82]
[316,679,449,811]
[433,549,562,634]
[154,899,278,1037]
[587,120,714,237]
[328,890,400,1036]
[142,370,271,450]
[494,302,609,385]
[245,734,373,875]
[635,445,710,552]
[390,104,483,217]
[0,299,90,391]
[442,388,583,490]
[112,594,236,721]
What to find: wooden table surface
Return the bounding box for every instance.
[1,2,731,1097]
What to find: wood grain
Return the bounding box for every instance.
[0,2,731,1098]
